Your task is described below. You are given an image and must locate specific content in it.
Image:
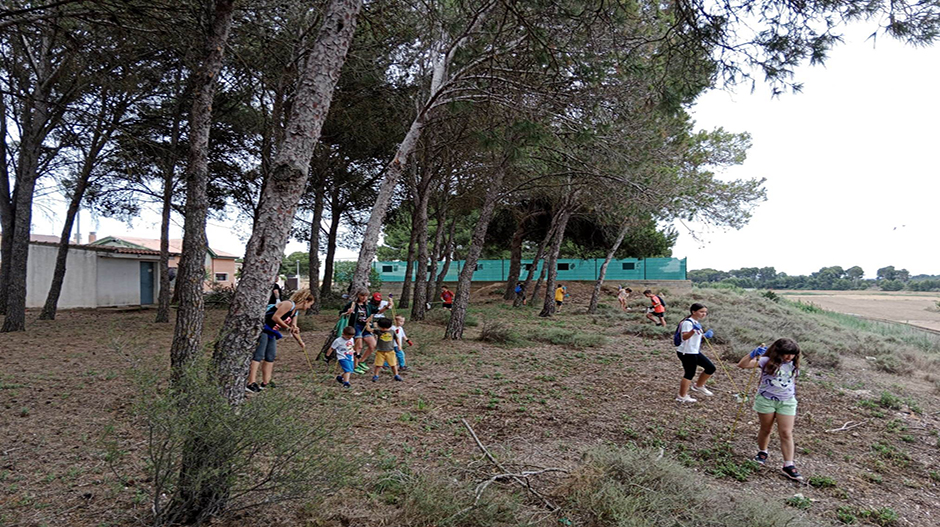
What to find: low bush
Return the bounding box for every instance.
[479,319,521,345]
[204,283,236,308]
[563,446,817,527]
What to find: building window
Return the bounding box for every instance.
[382,265,393,272]
[524,264,533,271]
[557,263,571,271]
[622,262,636,270]
[475,263,483,270]
[215,273,229,282]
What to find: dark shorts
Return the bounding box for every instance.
[443,303,453,309]
[354,323,373,339]
[252,333,277,362]
[651,311,664,318]
[555,300,563,306]
[676,352,716,380]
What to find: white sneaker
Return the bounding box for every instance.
[690,385,714,396]
[675,394,697,403]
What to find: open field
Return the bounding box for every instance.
[778,290,940,332]
[2,284,939,526]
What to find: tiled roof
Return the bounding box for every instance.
[93,236,238,259]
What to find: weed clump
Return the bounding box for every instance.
[479,319,521,345]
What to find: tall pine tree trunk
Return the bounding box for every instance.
[445,166,506,339]
[155,84,184,324]
[515,216,556,307]
[398,205,418,309]
[502,214,528,299]
[410,184,431,320]
[588,220,630,314]
[424,206,445,304]
[320,186,342,298]
[539,210,572,317]
[307,174,324,314]
[169,0,237,380]
[213,0,362,406]
[434,214,456,301]
[0,96,11,316]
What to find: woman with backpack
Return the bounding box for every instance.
[674,302,716,403]
[246,288,315,393]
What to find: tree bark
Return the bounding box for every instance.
[503,213,528,300]
[588,220,631,314]
[155,79,185,324]
[307,173,325,314]
[514,216,556,307]
[0,95,11,316]
[445,165,507,339]
[434,214,457,301]
[539,210,572,317]
[410,182,431,320]
[320,185,341,298]
[424,205,445,304]
[169,0,237,380]
[398,204,419,309]
[213,0,362,406]
[532,260,547,303]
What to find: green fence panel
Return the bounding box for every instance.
[373,257,686,282]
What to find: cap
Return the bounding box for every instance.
[372,292,382,301]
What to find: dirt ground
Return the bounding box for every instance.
[2,284,939,526]
[778,290,940,332]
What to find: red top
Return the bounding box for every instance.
[441,290,454,303]
[651,295,665,314]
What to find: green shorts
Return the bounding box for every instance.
[753,395,798,416]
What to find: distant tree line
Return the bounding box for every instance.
[690,266,940,292]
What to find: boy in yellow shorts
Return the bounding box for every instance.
[366,317,402,382]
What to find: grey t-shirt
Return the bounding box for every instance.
[374,328,396,352]
[757,356,797,401]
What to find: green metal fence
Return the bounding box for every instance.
[373,257,687,282]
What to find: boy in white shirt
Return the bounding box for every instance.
[390,315,413,371]
[329,326,357,388]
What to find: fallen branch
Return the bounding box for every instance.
[825,419,868,433]
[460,419,567,513]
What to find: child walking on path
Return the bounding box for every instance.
[617,286,632,311]
[675,303,716,403]
[737,338,804,481]
[390,315,412,371]
[366,317,403,382]
[644,289,666,326]
[328,326,357,388]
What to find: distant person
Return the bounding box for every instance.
[440,285,454,310]
[674,303,716,403]
[554,284,566,312]
[737,338,804,481]
[366,317,402,382]
[269,279,281,305]
[389,315,413,371]
[644,289,666,326]
[328,326,357,388]
[514,282,526,306]
[373,293,394,319]
[618,286,632,311]
[246,288,315,393]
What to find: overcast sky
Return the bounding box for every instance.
[31,25,940,279]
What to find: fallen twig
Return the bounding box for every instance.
[825,419,869,433]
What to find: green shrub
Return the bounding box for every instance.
[204,283,236,308]
[333,261,381,291]
[479,319,520,345]
[808,475,837,488]
[131,359,350,525]
[785,494,812,510]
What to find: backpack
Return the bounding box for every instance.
[673,317,691,347]
[514,284,522,294]
[656,295,666,308]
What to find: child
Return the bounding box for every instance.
[554,284,565,312]
[247,288,315,393]
[440,285,454,310]
[737,338,804,481]
[328,326,357,388]
[390,315,413,371]
[366,317,402,382]
[644,289,666,326]
[617,286,632,311]
[674,303,716,403]
[514,282,526,305]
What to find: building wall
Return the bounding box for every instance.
[209,258,237,288]
[96,256,144,306]
[26,244,98,309]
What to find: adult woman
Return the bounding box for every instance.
[246,288,315,393]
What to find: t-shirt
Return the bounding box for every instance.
[757,356,798,401]
[331,336,355,362]
[341,301,377,326]
[441,290,454,304]
[555,287,564,301]
[269,283,281,305]
[651,295,665,314]
[373,300,391,318]
[675,318,702,355]
[374,328,396,352]
[391,325,407,348]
